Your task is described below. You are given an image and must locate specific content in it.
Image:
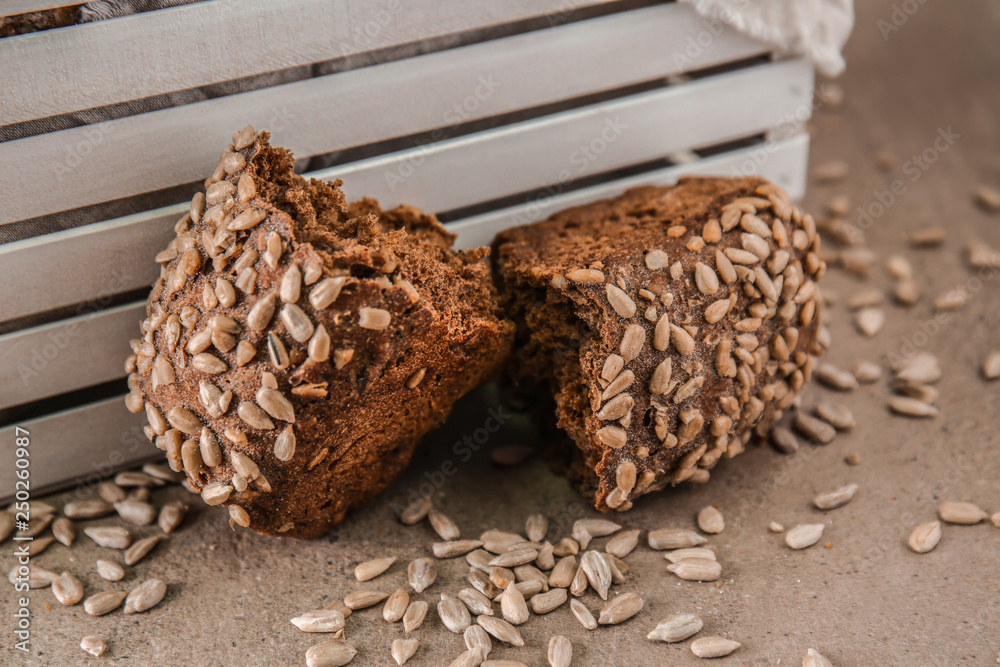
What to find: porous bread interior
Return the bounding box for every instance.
[496,274,605,500]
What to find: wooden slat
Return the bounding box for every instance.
[320,59,813,212]
[0,396,152,505]
[0,0,619,125]
[0,302,145,410]
[450,132,811,249]
[1,135,808,407]
[0,59,810,323]
[0,205,174,324]
[0,4,769,225]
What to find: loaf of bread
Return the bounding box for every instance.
[126,128,513,538]
[492,177,824,512]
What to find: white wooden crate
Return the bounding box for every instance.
[0,0,814,501]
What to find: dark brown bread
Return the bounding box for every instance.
[128,128,513,538]
[492,177,824,513]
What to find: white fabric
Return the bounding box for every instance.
[680,0,854,76]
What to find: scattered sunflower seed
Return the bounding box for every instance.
[383,588,409,623]
[697,506,725,534]
[465,624,493,656]
[815,401,856,430]
[895,352,941,384]
[292,609,347,633]
[574,519,621,539]
[392,638,420,666]
[25,536,54,556]
[449,648,488,667]
[888,396,939,418]
[548,635,572,667]
[691,636,741,658]
[814,363,859,391]
[530,587,568,614]
[908,521,942,554]
[429,510,461,541]
[434,540,484,559]
[548,556,577,588]
[80,636,107,658]
[785,524,825,550]
[52,571,85,605]
[84,526,132,549]
[305,639,357,667]
[96,560,125,582]
[124,578,167,614]
[854,307,885,337]
[408,558,437,593]
[355,557,396,582]
[938,501,988,525]
[115,500,157,526]
[814,484,859,510]
[0,511,14,543]
[597,592,643,625]
[525,514,548,542]
[459,588,494,616]
[570,598,597,630]
[477,615,524,646]
[344,590,388,610]
[981,351,1000,380]
[852,360,883,383]
[803,648,834,667]
[580,551,612,600]
[121,533,162,565]
[667,558,722,582]
[647,613,704,642]
[400,496,433,525]
[974,185,1000,211]
[664,547,717,563]
[84,590,127,616]
[489,548,538,569]
[158,501,188,534]
[794,412,837,444]
[770,426,800,454]
[604,530,640,559]
[10,564,58,589]
[499,582,530,625]
[64,500,114,520]
[403,600,429,633]
[648,529,707,550]
[52,517,75,547]
[768,522,785,533]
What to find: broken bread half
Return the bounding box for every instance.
[492,176,824,512]
[127,127,513,538]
